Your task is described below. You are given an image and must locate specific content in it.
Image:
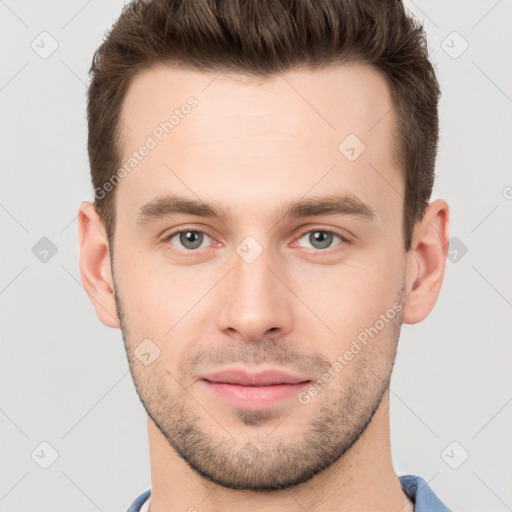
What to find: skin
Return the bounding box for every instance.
[78,62,449,512]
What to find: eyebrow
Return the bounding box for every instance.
[136,193,377,225]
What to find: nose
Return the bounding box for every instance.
[216,243,294,343]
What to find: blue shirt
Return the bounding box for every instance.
[126,474,453,511]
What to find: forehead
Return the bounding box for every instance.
[120,61,395,142]
[116,62,401,221]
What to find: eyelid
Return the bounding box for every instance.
[163,224,214,239]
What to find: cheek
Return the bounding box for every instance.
[114,251,213,343]
[290,257,402,339]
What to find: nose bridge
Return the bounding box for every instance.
[217,236,293,341]
[234,244,275,299]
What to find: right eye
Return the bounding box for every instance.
[165,230,213,251]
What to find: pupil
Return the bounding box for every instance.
[311,231,332,249]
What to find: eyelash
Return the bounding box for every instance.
[163,227,348,256]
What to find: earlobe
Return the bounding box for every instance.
[402,199,450,325]
[77,201,120,329]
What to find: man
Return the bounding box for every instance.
[78,0,452,510]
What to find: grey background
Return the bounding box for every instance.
[1,0,511,511]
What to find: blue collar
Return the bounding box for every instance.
[399,474,453,511]
[127,474,453,511]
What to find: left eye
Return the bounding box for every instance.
[296,230,345,250]
[167,230,212,250]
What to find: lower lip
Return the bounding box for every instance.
[201,380,311,409]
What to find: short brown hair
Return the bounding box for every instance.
[87,0,440,250]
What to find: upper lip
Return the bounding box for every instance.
[201,369,311,387]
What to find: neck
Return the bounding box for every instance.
[146,389,413,512]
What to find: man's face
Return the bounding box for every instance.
[111,62,407,490]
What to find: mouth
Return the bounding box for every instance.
[200,369,312,410]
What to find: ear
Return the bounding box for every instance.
[77,201,120,328]
[402,199,450,324]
